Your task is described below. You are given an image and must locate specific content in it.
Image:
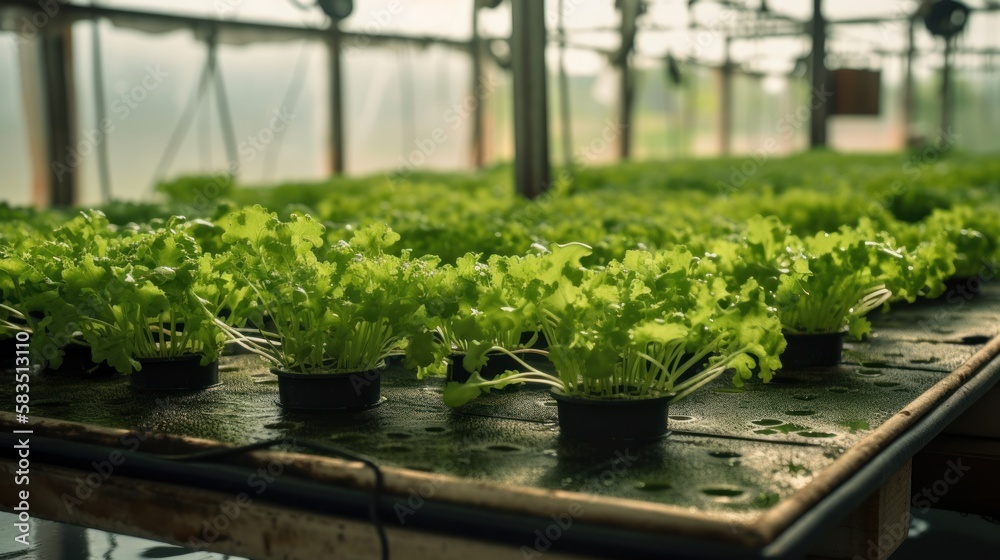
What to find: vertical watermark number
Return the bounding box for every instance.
[12,330,32,547]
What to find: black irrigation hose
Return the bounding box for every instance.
[4,431,758,559]
[159,437,389,560]
[667,430,828,448]
[299,440,389,560]
[8,351,999,559]
[452,409,554,424]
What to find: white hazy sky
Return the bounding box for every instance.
[1,1,997,206]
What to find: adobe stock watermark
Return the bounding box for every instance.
[911,459,970,512]
[875,3,914,41]
[542,117,627,193]
[865,128,960,218]
[854,509,911,560]
[51,65,169,181]
[545,0,589,27]
[24,277,129,372]
[173,106,294,216]
[6,0,67,53]
[342,1,404,59]
[520,448,638,559]
[919,257,999,334]
[716,85,835,195]
[685,2,742,55]
[238,107,295,162]
[506,116,627,231]
[393,476,444,525]
[392,445,639,557]
[853,459,971,560]
[187,451,297,551]
[386,73,499,186]
[351,367,380,396]
[59,398,175,514]
[213,0,244,17]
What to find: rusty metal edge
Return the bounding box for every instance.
[757,333,1000,541]
[2,335,999,552]
[0,461,597,560]
[0,410,764,547]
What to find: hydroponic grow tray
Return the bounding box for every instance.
[2,285,999,560]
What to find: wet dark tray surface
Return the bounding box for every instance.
[3,285,1000,525]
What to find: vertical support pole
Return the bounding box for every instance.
[327,23,345,175]
[901,15,916,148]
[556,0,573,168]
[808,460,912,559]
[940,36,954,142]
[510,0,550,199]
[719,36,733,156]
[91,17,113,203]
[34,27,78,207]
[617,0,641,161]
[470,2,485,168]
[209,36,241,178]
[618,58,633,160]
[809,0,828,148]
[683,65,698,156]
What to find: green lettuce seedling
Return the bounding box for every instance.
[710,216,931,340]
[405,252,546,378]
[1,212,226,373]
[443,243,785,407]
[216,206,435,373]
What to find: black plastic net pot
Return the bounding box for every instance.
[0,336,19,371]
[781,332,844,369]
[943,276,984,301]
[272,366,382,412]
[520,331,548,350]
[551,389,671,442]
[447,352,526,383]
[44,344,117,377]
[519,331,551,366]
[383,353,406,367]
[131,355,220,391]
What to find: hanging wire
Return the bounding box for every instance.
[150,35,219,190]
[102,533,117,560]
[212,58,240,177]
[665,55,676,158]
[436,47,448,113]
[89,2,113,203]
[159,437,389,560]
[397,46,417,160]
[557,0,574,168]
[285,0,316,10]
[198,75,212,170]
[990,51,998,151]
[263,40,315,182]
[684,63,698,156]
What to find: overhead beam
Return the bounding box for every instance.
[0,0,470,50]
[470,2,485,169]
[693,0,807,24]
[510,0,550,199]
[829,4,1000,26]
